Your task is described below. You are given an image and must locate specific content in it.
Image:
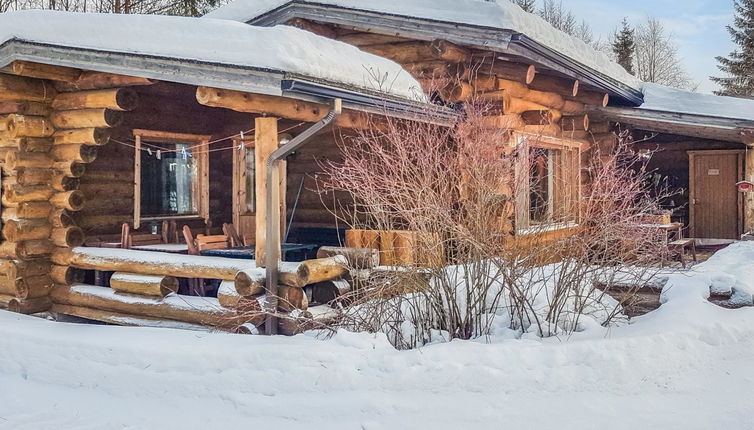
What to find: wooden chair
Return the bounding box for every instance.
[196,234,230,251]
[222,223,244,248]
[668,238,698,268]
[181,226,230,296]
[121,223,163,249]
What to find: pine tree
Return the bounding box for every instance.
[612,18,635,74]
[711,0,754,98]
[510,0,536,13]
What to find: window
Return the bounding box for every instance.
[133,130,210,228]
[515,134,581,232]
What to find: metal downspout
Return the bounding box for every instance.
[264,98,342,335]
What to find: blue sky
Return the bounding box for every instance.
[564,0,736,93]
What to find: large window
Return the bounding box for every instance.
[133,130,210,228]
[516,134,581,232]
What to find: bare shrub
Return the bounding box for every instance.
[321,92,676,348]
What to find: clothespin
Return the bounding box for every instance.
[156,150,161,160]
[147,148,152,156]
[237,131,245,150]
[181,147,188,160]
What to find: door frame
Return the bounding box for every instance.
[687,149,744,239]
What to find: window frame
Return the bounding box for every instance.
[231,136,256,225]
[512,132,584,234]
[133,129,211,228]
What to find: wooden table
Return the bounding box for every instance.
[636,222,684,245]
[131,243,190,254]
[199,244,318,261]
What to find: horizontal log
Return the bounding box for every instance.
[403,61,469,79]
[561,100,586,115]
[560,114,590,132]
[50,144,98,163]
[439,81,473,103]
[50,190,85,211]
[0,137,53,152]
[79,182,133,197]
[571,91,608,107]
[54,161,86,178]
[53,128,111,146]
[49,208,75,228]
[51,226,85,248]
[234,269,266,296]
[3,184,54,203]
[51,109,123,129]
[196,87,374,129]
[285,17,338,38]
[55,71,155,92]
[316,246,379,269]
[529,74,579,97]
[503,95,548,114]
[3,219,52,242]
[1,202,52,221]
[477,61,536,84]
[78,198,133,216]
[5,151,53,170]
[520,110,556,125]
[0,274,53,299]
[0,74,57,103]
[521,123,562,137]
[362,40,470,63]
[52,247,255,281]
[6,114,54,138]
[51,284,263,328]
[276,285,308,312]
[218,280,244,309]
[336,32,411,46]
[16,168,52,186]
[0,258,50,280]
[296,255,348,286]
[1,61,81,83]
[306,279,352,305]
[8,296,52,314]
[51,175,80,191]
[50,264,86,285]
[0,239,55,260]
[0,101,51,116]
[480,114,525,130]
[52,88,138,111]
[109,272,179,297]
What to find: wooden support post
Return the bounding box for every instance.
[745,146,754,234]
[255,117,279,267]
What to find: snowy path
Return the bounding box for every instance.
[2,245,754,429]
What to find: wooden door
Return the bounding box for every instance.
[689,150,743,239]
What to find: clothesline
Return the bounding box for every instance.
[108,122,307,157]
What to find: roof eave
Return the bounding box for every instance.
[598,106,754,144]
[0,38,444,121]
[244,1,643,105]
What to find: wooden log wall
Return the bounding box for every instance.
[0,66,156,313]
[281,21,618,238]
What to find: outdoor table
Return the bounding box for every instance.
[199,243,318,261]
[131,243,190,254]
[636,222,683,245]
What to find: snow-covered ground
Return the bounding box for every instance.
[2,244,754,429]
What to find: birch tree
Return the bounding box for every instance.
[634,17,695,89]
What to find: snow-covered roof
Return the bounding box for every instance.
[0,10,423,101]
[205,0,641,91]
[639,83,754,122]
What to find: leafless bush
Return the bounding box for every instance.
[320,91,676,348]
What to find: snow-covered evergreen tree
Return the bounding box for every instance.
[612,18,635,74]
[711,0,754,98]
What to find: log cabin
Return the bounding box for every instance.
[208,0,754,241]
[0,0,753,334]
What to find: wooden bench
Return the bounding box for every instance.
[668,238,697,268]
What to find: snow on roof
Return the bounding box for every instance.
[638,83,754,122]
[0,10,423,100]
[205,0,641,90]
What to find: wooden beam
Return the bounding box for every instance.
[195,87,375,129]
[0,73,57,103]
[336,32,411,46]
[529,74,579,97]
[477,61,536,84]
[52,88,139,111]
[361,40,470,63]
[1,61,82,83]
[745,146,754,233]
[255,117,279,267]
[285,18,338,39]
[55,71,155,92]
